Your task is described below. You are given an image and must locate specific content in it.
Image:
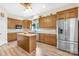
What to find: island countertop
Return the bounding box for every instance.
[17,33,36,37]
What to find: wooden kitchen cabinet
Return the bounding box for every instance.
[57,11,66,20]
[8,18,16,29]
[8,18,23,29]
[8,33,17,42]
[39,34,57,46]
[17,33,36,53]
[39,17,46,28]
[65,7,78,18]
[39,15,57,29]
[15,20,22,25]
[48,34,57,46]
[57,7,78,20]
[39,34,46,43]
[22,20,32,29]
[17,35,27,50]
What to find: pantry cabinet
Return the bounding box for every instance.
[39,34,57,46]
[57,7,78,20]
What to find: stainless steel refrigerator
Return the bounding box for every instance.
[57,18,78,55]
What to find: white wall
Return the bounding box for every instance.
[7,13,24,20]
[0,6,8,45]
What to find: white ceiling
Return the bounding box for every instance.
[0,3,76,20]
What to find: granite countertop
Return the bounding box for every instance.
[17,33,36,37]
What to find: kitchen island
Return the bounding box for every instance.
[17,33,36,53]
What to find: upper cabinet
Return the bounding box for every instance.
[15,20,22,25]
[39,15,57,29]
[22,20,32,29]
[57,7,78,20]
[8,18,23,29]
[65,7,78,18]
[56,11,66,20]
[8,18,16,29]
[8,18,32,29]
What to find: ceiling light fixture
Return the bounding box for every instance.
[20,3,32,9]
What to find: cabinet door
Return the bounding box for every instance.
[39,34,49,44]
[39,15,57,29]
[22,20,27,28]
[44,34,49,44]
[48,34,57,46]
[39,34,57,46]
[17,35,28,50]
[23,36,29,51]
[57,11,66,20]
[30,36,36,53]
[57,7,78,20]
[23,20,32,29]
[8,18,16,29]
[16,20,22,25]
[51,15,57,29]
[8,33,16,42]
[39,34,45,43]
[39,17,46,28]
[66,7,78,18]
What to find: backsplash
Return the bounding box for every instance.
[8,29,23,33]
[36,28,56,34]
[8,28,57,34]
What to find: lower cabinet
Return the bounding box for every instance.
[8,33,17,42]
[17,34,36,53]
[39,34,57,46]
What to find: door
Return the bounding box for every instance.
[65,20,70,41]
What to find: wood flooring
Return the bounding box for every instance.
[0,41,75,56]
